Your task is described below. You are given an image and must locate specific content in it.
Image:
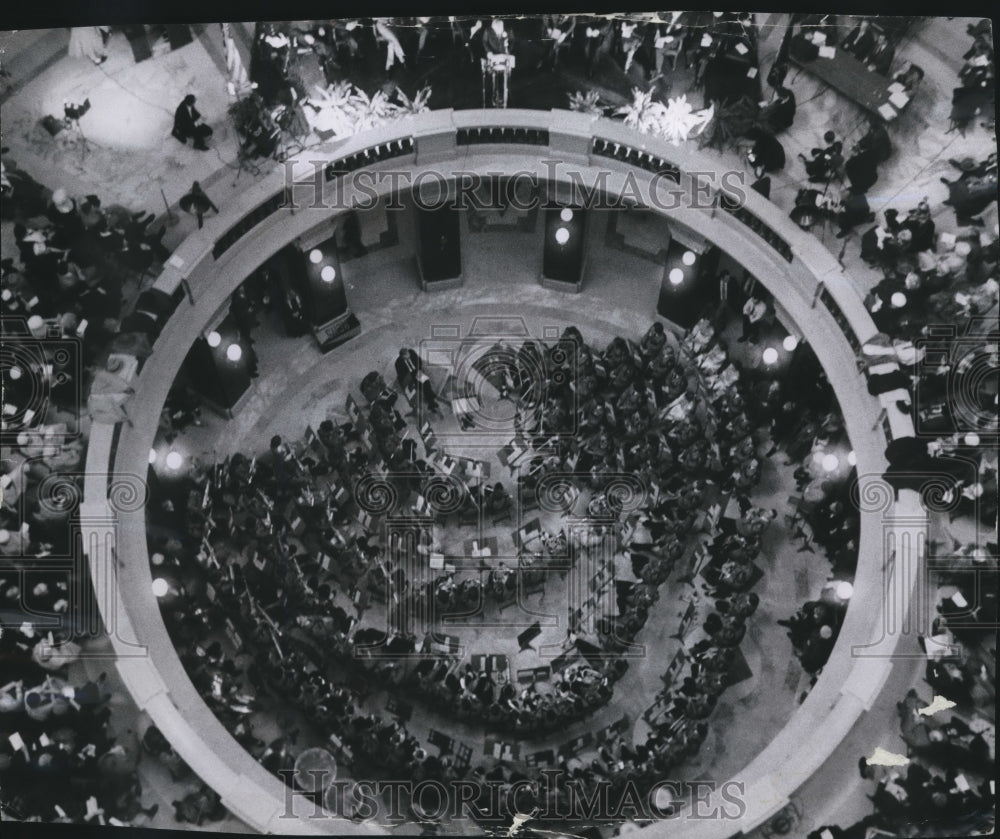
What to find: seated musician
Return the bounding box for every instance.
[485,482,511,514]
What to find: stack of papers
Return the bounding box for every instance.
[889,90,909,109]
[877,103,897,121]
[818,45,837,59]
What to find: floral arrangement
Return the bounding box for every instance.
[613,87,715,146]
[567,89,605,116]
[304,81,433,138]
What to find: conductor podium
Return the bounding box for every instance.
[482,54,515,109]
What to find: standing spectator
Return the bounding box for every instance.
[179,182,219,230]
[739,296,767,343]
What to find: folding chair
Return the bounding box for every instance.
[512,519,542,551]
[428,729,454,755]
[660,33,684,70]
[518,483,540,515]
[453,742,473,773]
[526,749,555,767]
[419,421,438,456]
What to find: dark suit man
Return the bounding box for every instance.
[172,95,212,150]
[483,18,510,57]
[841,20,875,61]
[396,348,440,414]
[866,34,895,76]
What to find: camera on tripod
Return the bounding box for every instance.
[63,99,91,122]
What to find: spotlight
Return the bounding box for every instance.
[149,449,157,465]
[847,450,857,466]
[207,331,222,347]
[668,268,684,285]
[762,347,779,365]
[964,432,980,446]
[321,265,337,283]
[165,451,183,470]
[9,366,21,380]
[890,292,907,308]
[822,453,839,472]
[681,250,696,266]
[226,344,243,362]
[835,581,854,600]
[560,208,574,222]
[555,227,570,245]
[309,249,324,264]
[151,578,170,597]
[782,335,798,352]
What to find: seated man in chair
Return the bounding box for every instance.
[172,94,213,151]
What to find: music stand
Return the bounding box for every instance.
[64,116,91,161]
[517,621,542,652]
[232,140,262,187]
[481,54,514,109]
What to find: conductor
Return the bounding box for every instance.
[481,18,514,108]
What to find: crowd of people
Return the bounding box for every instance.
[951,19,996,135]
[0,148,189,827]
[140,311,793,826]
[0,626,161,825]
[1,13,995,835]
[248,13,759,97]
[2,154,170,370]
